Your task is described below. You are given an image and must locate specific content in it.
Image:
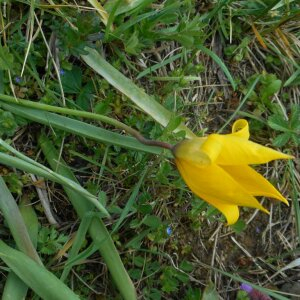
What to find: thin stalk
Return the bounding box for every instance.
[0,93,172,150]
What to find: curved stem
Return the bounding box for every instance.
[0,94,173,150]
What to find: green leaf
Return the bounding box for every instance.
[76,81,95,110]
[272,132,291,147]
[267,114,289,132]
[2,272,28,300]
[0,111,18,136]
[184,287,202,300]
[179,260,194,272]
[0,177,42,264]
[1,102,162,154]
[61,66,82,93]
[261,79,282,102]
[290,104,300,130]
[2,173,23,195]
[0,46,14,71]
[81,47,195,138]
[125,31,142,55]
[230,219,247,234]
[174,34,194,48]
[164,114,183,133]
[291,133,300,146]
[19,197,39,249]
[142,215,162,228]
[0,240,80,300]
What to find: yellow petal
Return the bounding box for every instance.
[221,165,289,205]
[201,134,293,165]
[172,138,211,165]
[198,193,240,225]
[175,159,268,211]
[231,119,250,139]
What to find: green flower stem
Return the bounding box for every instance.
[0,94,172,150]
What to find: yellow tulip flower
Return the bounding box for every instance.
[172,119,293,225]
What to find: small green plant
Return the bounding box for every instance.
[160,266,189,293]
[0,110,18,136]
[3,172,23,195]
[245,73,282,108]
[268,105,300,147]
[236,290,250,300]
[37,226,68,255]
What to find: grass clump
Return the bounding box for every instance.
[0,1,299,299]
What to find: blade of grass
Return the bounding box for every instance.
[112,168,147,234]
[218,75,261,132]
[0,101,163,155]
[283,68,300,87]
[111,9,158,41]
[200,0,233,21]
[60,212,99,282]
[0,240,80,300]
[137,52,186,79]
[81,47,196,138]
[254,0,284,19]
[196,44,237,90]
[104,0,121,40]
[39,134,137,300]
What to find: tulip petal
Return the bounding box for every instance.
[231,119,250,139]
[221,165,289,205]
[175,159,269,212]
[172,138,211,165]
[198,193,240,225]
[201,134,293,165]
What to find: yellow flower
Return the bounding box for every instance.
[172,119,293,225]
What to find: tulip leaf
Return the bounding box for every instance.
[81,47,195,138]
[0,240,80,300]
[0,102,162,155]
